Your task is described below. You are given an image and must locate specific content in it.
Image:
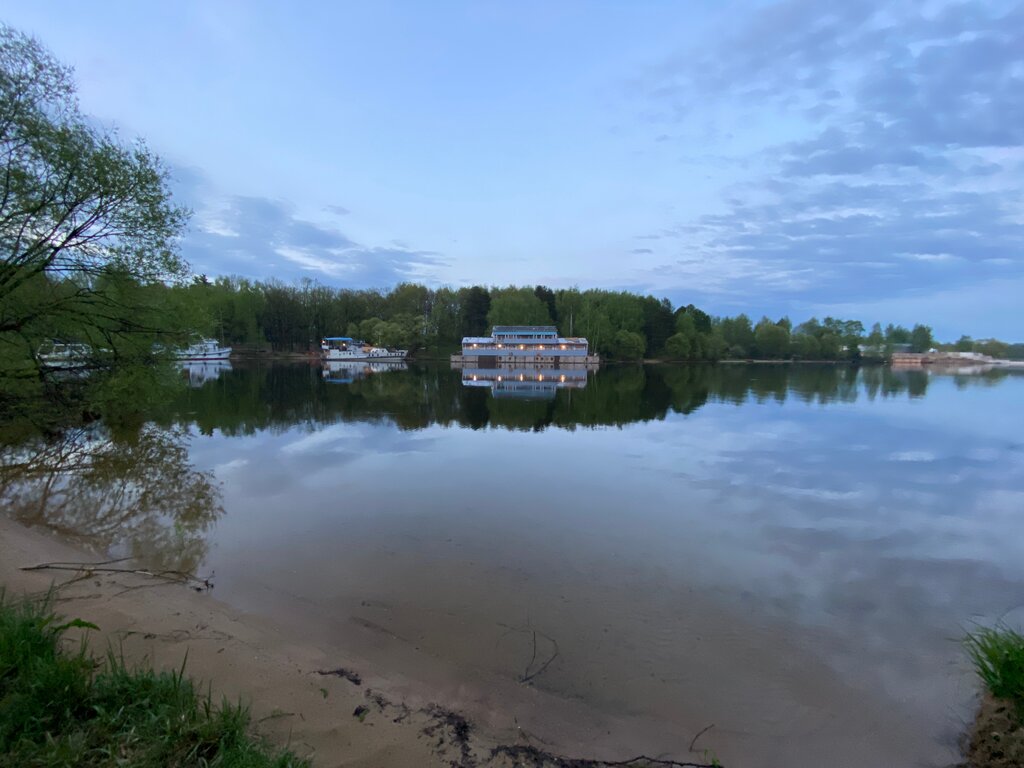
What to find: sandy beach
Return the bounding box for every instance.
[0,516,481,768]
[0,511,964,768]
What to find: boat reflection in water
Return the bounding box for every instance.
[322,360,408,384]
[177,360,232,388]
[454,363,597,400]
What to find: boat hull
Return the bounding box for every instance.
[175,351,232,361]
[323,351,408,361]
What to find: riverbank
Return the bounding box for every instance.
[963,628,1024,767]
[0,595,306,767]
[0,517,733,768]
[0,517,463,767]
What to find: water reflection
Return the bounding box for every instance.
[456,363,594,399]
[322,359,408,383]
[4,361,1024,767]
[0,423,222,572]
[156,361,1021,435]
[177,359,232,388]
[167,363,1023,767]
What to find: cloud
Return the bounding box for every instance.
[181,193,446,286]
[324,204,350,216]
[631,248,654,255]
[633,0,1024,329]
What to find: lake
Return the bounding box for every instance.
[5,361,1024,767]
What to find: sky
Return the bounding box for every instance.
[5,0,1023,338]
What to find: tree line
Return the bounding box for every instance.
[168,276,1020,363]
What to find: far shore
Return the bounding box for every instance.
[225,351,1024,370]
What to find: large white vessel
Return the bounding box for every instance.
[175,339,232,361]
[37,341,92,369]
[452,325,599,365]
[321,337,408,361]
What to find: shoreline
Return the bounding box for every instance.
[0,517,456,767]
[0,516,734,768]
[1,513,970,768]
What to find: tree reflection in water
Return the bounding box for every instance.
[156,361,959,434]
[0,423,221,573]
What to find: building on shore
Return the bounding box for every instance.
[451,325,600,366]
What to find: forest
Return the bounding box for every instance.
[162,275,1022,362]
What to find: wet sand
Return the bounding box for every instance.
[0,515,965,768]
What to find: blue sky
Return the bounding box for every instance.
[6,1,1023,338]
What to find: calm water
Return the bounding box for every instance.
[5,361,1024,767]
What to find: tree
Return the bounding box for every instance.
[533,285,557,323]
[0,26,189,367]
[866,322,885,348]
[676,304,712,333]
[910,324,934,353]
[754,316,790,359]
[459,286,490,337]
[791,332,821,359]
[885,324,912,344]
[486,287,552,328]
[641,296,674,357]
[954,335,974,352]
[818,333,841,359]
[718,314,755,357]
[975,338,1008,358]
[665,332,692,360]
[609,330,645,360]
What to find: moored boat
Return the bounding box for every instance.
[37,341,92,369]
[320,337,408,361]
[175,338,232,361]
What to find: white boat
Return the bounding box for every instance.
[37,341,92,369]
[175,338,232,361]
[321,337,408,361]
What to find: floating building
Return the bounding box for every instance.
[451,326,599,366]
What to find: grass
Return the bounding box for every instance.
[965,625,1024,713]
[0,592,308,767]
[964,625,1024,768]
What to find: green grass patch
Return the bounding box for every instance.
[0,592,308,767]
[965,625,1024,714]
